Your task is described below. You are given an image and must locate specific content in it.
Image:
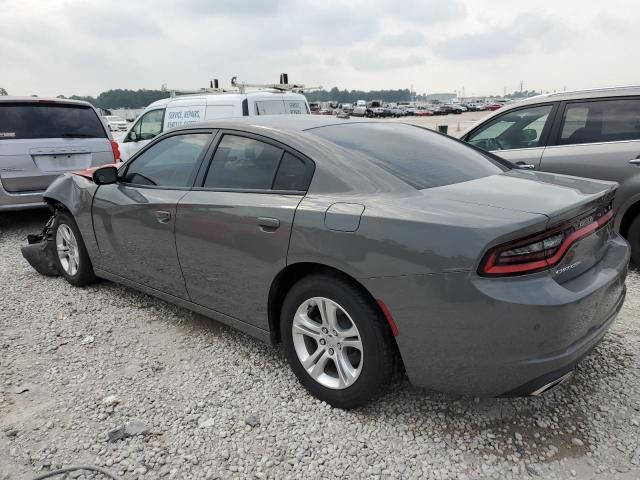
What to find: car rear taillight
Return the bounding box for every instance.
[479,208,614,277]
[110,140,121,162]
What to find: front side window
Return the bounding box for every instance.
[122,133,209,187]
[0,103,106,140]
[126,109,164,142]
[204,135,283,189]
[467,105,554,151]
[311,123,505,190]
[560,99,640,145]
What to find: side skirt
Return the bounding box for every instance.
[94,268,272,344]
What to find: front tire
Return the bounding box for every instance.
[52,212,97,286]
[280,274,396,409]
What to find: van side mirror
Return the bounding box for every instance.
[127,130,138,142]
[92,166,119,185]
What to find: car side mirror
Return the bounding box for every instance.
[128,130,138,142]
[92,166,119,185]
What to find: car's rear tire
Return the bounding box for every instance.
[280,274,396,409]
[51,212,97,287]
[627,214,640,265]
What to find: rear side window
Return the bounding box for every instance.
[0,102,107,140]
[255,99,309,115]
[204,135,283,189]
[560,99,640,144]
[310,123,505,189]
[273,152,313,191]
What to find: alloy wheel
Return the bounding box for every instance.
[291,297,363,390]
[56,224,80,276]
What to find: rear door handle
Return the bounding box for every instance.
[155,210,171,224]
[629,155,640,165]
[257,217,280,231]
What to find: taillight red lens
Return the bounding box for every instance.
[110,140,121,162]
[479,209,614,277]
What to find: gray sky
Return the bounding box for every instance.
[1,0,638,97]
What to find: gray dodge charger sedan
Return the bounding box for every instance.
[23,116,629,408]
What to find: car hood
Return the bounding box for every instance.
[429,169,617,223]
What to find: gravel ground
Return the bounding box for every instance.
[1,209,639,480]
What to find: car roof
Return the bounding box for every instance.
[173,115,361,133]
[0,96,96,107]
[507,85,640,106]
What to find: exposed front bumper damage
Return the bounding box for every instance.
[21,216,60,276]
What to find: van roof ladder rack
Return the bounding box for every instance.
[161,74,321,98]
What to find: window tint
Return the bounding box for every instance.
[123,133,209,187]
[204,135,283,189]
[560,99,640,145]
[467,105,553,151]
[273,152,313,191]
[310,123,505,190]
[0,103,106,140]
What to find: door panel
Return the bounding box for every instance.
[176,191,302,328]
[92,185,189,298]
[540,140,640,210]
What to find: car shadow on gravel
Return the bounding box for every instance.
[0,208,50,231]
[363,331,636,466]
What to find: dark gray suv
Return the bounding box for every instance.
[462,86,640,262]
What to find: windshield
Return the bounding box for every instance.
[309,123,507,189]
[0,102,107,140]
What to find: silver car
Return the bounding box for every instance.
[461,86,640,262]
[23,117,629,408]
[0,97,119,211]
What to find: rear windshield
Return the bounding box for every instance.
[0,102,107,140]
[309,123,506,189]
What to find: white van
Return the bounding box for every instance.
[118,90,310,161]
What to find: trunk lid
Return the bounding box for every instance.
[432,170,617,282]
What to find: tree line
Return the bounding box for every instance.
[0,86,542,108]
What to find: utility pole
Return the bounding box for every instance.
[520,80,523,92]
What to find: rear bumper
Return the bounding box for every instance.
[0,181,46,211]
[362,234,630,396]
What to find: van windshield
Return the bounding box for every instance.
[0,102,107,140]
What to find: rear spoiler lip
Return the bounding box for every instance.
[72,162,121,180]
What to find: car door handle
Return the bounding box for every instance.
[257,217,280,231]
[515,162,536,169]
[155,210,171,224]
[629,156,640,165]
